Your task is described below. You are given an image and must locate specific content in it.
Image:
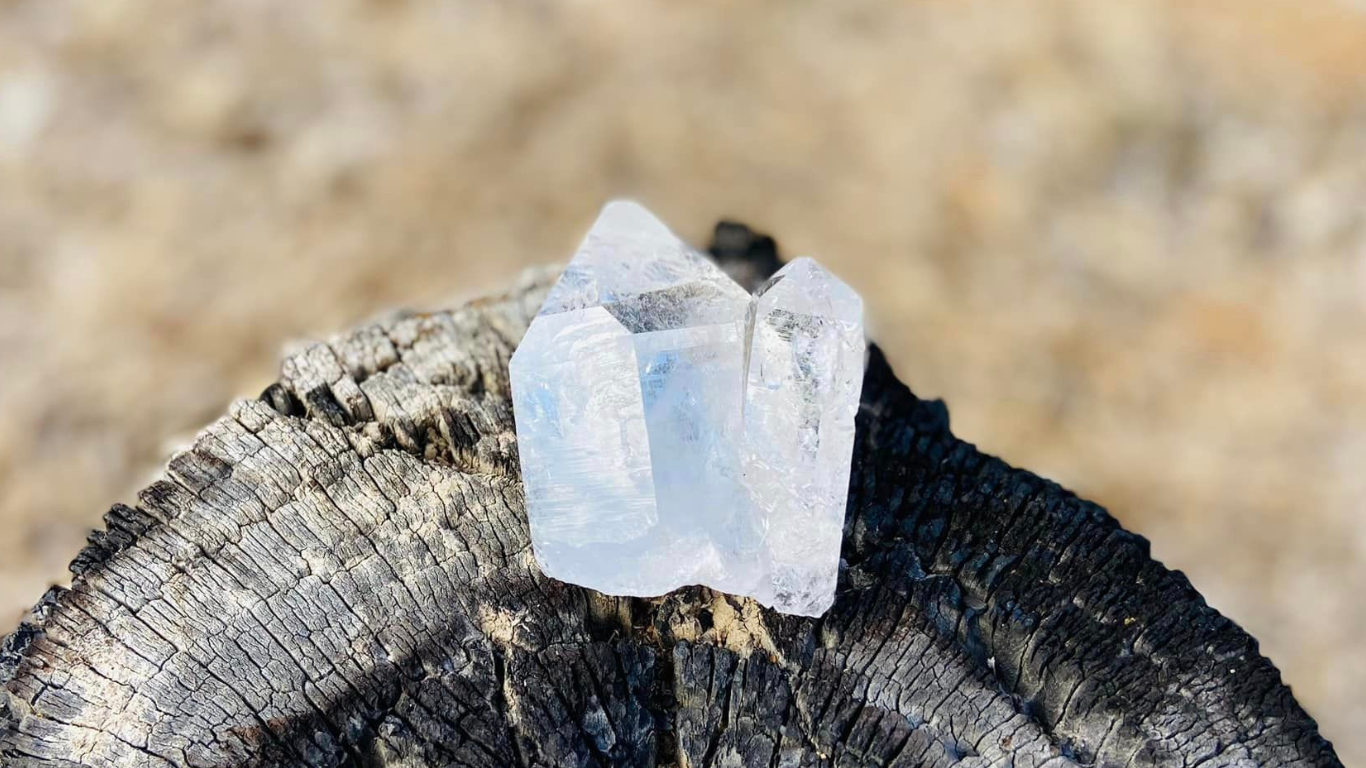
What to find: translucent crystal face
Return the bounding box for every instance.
[510,201,864,616]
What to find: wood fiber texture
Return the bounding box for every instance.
[0,226,1343,767]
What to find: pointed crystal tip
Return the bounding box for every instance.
[593,199,673,238]
[539,200,747,317]
[755,257,863,323]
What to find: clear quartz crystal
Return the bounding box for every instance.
[510,201,864,616]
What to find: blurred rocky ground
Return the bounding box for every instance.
[1,0,1363,758]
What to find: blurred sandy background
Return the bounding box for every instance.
[1,0,1364,759]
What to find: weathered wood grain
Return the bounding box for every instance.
[0,226,1343,767]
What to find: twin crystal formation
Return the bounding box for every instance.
[509,202,864,616]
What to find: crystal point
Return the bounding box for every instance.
[510,201,864,616]
[541,201,747,317]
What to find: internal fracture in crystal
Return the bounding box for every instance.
[510,201,864,616]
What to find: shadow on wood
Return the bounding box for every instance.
[0,225,1342,767]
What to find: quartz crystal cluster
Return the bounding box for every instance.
[510,202,864,616]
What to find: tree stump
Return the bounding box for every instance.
[0,225,1342,768]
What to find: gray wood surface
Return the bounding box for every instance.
[0,226,1343,767]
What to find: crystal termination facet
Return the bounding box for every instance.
[510,201,864,616]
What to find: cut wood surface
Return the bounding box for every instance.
[0,225,1343,767]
